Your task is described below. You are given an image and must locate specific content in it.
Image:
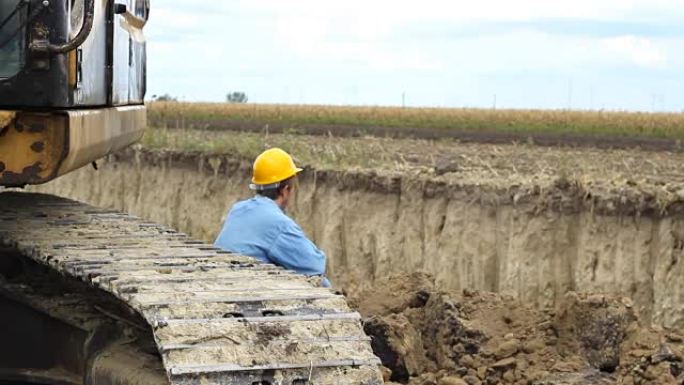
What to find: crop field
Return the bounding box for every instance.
[142,124,684,211]
[147,101,684,142]
[142,101,684,211]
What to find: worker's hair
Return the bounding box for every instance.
[256,177,293,200]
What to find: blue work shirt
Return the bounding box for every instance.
[214,196,330,286]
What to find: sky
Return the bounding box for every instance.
[145,0,684,111]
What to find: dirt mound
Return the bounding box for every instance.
[350,273,684,385]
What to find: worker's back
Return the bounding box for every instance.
[215,195,327,277]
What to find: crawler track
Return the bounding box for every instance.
[0,192,382,385]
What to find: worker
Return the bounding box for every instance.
[214,148,331,287]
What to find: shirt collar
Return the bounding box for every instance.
[253,195,285,212]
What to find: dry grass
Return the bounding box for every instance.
[142,128,684,185]
[147,102,684,139]
[142,128,411,170]
[142,128,684,211]
[142,102,684,208]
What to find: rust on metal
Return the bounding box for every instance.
[29,123,46,133]
[30,141,45,153]
[0,163,44,187]
[0,111,66,187]
[0,106,145,187]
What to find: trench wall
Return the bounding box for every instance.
[30,150,684,330]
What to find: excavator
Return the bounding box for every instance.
[0,1,382,384]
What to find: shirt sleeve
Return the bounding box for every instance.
[267,221,326,276]
[213,209,232,251]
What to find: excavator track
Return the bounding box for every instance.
[0,192,382,385]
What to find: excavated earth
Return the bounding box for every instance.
[350,273,684,385]
[28,142,684,334]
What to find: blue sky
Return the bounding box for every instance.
[145,0,684,111]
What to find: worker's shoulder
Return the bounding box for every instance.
[232,196,274,211]
[234,197,291,222]
[253,199,300,231]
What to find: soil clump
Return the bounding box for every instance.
[350,273,684,385]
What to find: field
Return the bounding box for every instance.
[142,101,684,213]
[147,101,684,144]
[142,123,684,210]
[33,102,684,385]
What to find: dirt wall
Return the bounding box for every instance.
[29,149,684,330]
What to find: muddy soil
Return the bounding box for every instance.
[350,273,684,385]
[28,147,684,331]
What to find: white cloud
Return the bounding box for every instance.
[232,0,682,74]
[238,0,684,24]
[433,30,675,74]
[601,36,668,69]
[145,0,684,109]
[147,8,202,34]
[273,16,329,56]
[272,15,442,71]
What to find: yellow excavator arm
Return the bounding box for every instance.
[0,0,148,187]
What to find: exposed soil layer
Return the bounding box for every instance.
[350,273,684,385]
[28,147,684,331]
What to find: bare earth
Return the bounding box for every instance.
[350,273,684,385]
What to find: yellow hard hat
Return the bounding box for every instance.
[250,148,302,189]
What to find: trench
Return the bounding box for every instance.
[29,148,684,331]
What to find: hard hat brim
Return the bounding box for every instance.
[250,168,303,190]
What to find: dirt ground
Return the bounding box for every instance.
[349,273,684,385]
